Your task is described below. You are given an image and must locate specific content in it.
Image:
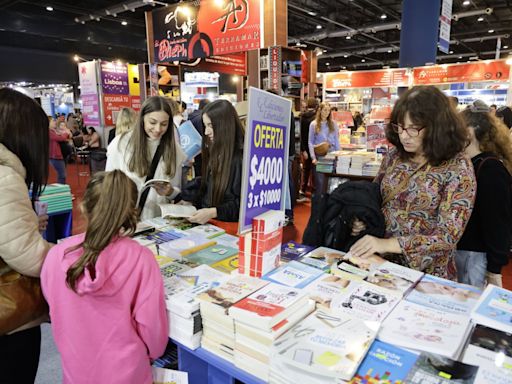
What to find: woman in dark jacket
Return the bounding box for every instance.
[187,100,244,223]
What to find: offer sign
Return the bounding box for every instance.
[103,94,131,126]
[366,124,388,150]
[239,87,292,234]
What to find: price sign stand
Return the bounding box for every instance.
[238,87,292,234]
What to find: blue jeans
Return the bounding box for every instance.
[50,159,67,184]
[454,250,487,288]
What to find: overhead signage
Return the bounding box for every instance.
[152,0,261,62]
[239,87,292,234]
[331,111,354,128]
[181,52,247,75]
[413,60,510,85]
[268,46,282,91]
[439,0,453,54]
[100,61,129,95]
[324,69,410,89]
[102,94,131,126]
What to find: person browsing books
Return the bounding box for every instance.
[456,101,512,287]
[0,88,53,383]
[106,96,186,220]
[184,100,244,224]
[349,86,476,280]
[41,170,168,384]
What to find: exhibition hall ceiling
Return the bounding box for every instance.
[0,0,511,71]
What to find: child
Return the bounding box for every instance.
[41,170,168,384]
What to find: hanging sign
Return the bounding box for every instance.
[152,0,261,63]
[78,61,101,127]
[268,46,282,91]
[239,87,292,234]
[100,61,129,95]
[182,52,247,75]
[324,69,410,89]
[438,0,453,54]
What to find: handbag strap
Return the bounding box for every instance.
[382,159,428,207]
[138,142,164,212]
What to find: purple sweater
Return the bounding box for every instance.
[41,234,168,384]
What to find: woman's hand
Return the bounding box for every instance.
[351,218,366,236]
[349,235,401,259]
[312,159,318,165]
[347,253,387,270]
[38,214,49,232]
[188,208,217,224]
[152,182,174,196]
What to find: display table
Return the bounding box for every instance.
[173,340,266,384]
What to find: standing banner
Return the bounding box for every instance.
[239,87,292,234]
[100,61,129,95]
[152,0,261,62]
[438,0,453,54]
[78,61,101,127]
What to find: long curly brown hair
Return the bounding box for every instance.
[314,102,335,134]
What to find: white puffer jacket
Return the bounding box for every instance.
[0,143,52,332]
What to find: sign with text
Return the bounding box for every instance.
[181,52,247,75]
[102,94,131,126]
[81,94,101,127]
[78,61,98,95]
[324,69,410,89]
[366,124,388,150]
[413,60,511,85]
[439,0,453,54]
[100,61,129,95]
[331,111,354,128]
[239,87,292,234]
[268,46,282,91]
[152,0,261,62]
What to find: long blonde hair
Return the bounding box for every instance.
[65,170,138,292]
[314,102,335,134]
[115,107,136,136]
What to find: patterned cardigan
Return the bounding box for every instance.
[375,148,476,280]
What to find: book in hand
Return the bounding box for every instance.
[350,340,420,384]
[461,324,512,384]
[273,309,379,380]
[159,203,197,219]
[471,284,512,334]
[142,178,173,192]
[177,120,202,161]
[406,274,482,316]
[405,352,479,384]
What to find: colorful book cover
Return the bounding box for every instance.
[141,228,185,245]
[154,254,175,268]
[303,274,356,309]
[215,233,239,248]
[186,223,226,239]
[186,244,238,265]
[166,217,199,231]
[177,120,202,161]
[365,261,424,296]
[299,256,332,272]
[281,241,316,262]
[406,275,482,315]
[304,247,346,265]
[262,260,324,288]
[471,284,512,334]
[350,340,420,384]
[159,235,216,259]
[405,353,478,383]
[160,261,192,280]
[211,255,239,274]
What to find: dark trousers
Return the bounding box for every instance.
[301,156,313,192]
[0,326,41,383]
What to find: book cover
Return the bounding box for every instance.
[405,353,478,384]
[281,241,316,262]
[406,274,482,315]
[262,260,324,288]
[330,281,401,323]
[333,261,370,279]
[378,301,471,359]
[152,367,189,384]
[299,256,332,272]
[471,284,512,334]
[211,255,239,274]
[160,260,192,280]
[154,254,176,268]
[159,235,216,259]
[273,309,378,380]
[166,217,199,231]
[177,120,202,161]
[142,228,185,245]
[304,247,346,266]
[186,244,238,265]
[186,223,226,239]
[350,340,420,384]
[215,233,239,248]
[365,261,424,296]
[303,274,356,309]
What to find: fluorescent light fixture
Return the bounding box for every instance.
[46,6,53,11]
[121,21,128,26]
[316,25,322,29]
[346,35,351,40]
[308,11,317,16]
[380,14,387,19]
[361,59,366,62]
[462,0,470,5]
[488,29,494,33]
[477,16,484,21]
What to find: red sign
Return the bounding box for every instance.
[325,69,410,89]
[366,124,388,150]
[369,105,392,121]
[269,46,282,91]
[153,0,261,62]
[103,94,131,126]
[331,111,354,128]
[130,96,141,112]
[182,52,247,75]
[413,60,510,85]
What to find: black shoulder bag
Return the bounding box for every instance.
[138,142,164,213]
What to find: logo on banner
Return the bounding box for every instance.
[213,0,249,32]
[165,5,197,37]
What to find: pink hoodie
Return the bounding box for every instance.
[41,234,168,384]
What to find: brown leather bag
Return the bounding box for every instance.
[314,141,330,157]
[0,258,48,335]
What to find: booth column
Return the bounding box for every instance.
[399,0,441,68]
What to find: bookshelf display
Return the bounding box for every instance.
[138,63,181,101]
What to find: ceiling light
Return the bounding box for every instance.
[449,50,454,54]
[506,58,512,65]
[73,55,79,62]
[477,16,484,22]
[308,11,317,16]
[323,49,327,53]
[121,21,128,26]
[458,56,463,59]
[46,6,53,11]
[346,35,351,40]
[380,14,387,19]
[361,59,366,62]
[295,41,301,46]
[326,62,330,66]
[387,49,392,53]
[462,0,470,5]
[488,29,494,33]
[504,45,509,49]
[343,54,348,58]
[316,25,322,29]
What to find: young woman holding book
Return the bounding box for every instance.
[185,99,244,224]
[41,170,168,384]
[456,101,512,287]
[106,96,186,219]
[349,86,476,280]
[0,88,53,383]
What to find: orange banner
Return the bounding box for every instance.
[413,60,510,85]
[325,69,410,89]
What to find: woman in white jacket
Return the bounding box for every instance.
[106,96,186,220]
[0,88,52,383]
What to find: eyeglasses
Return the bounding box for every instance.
[391,123,425,137]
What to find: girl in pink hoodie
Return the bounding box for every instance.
[41,170,168,384]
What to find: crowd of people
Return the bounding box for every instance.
[1,85,512,383]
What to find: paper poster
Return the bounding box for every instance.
[100,61,129,95]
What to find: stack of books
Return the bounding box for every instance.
[315,154,337,174]
[362,161,381,176]
[38,183,73,214]
[229,283,315,381]
[197,275,268,362]
[335,154,351,174]
[186,244,238,266]
[349,153,375,176]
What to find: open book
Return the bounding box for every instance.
[159,203,197,218]
[141,179,172,192]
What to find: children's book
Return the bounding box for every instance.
[281,241,316,262]
[365,261,424,296]
[262,260,324,288]
[186,244,238,265]
[405,352,478,384]
[350,340,420,384]
[471,284,512,334]
[406,274,482,315]
[177,120,202,161]
[159,204,197,219]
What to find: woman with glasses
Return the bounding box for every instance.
[456,102,512,287]
[349,86,476,280]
